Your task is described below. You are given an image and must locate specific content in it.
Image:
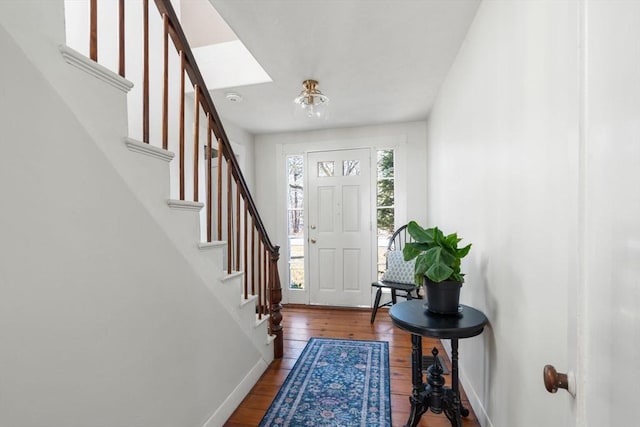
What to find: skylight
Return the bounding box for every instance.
[181,0,272,91]
[192,41,272,90]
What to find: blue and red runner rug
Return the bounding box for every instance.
[259,337,391,426]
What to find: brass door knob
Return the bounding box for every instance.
[310,239,317,244]
[543,365,575,396]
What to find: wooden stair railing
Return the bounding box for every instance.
[86,0,283,359]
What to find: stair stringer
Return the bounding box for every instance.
[220,272,275,362]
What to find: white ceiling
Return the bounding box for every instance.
[199,0,480,135]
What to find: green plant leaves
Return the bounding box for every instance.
[424,247,442,265]
[413,253,429,284]
[427,263,454,283]
[406,221,434,244]
[457,243,472,258]
[403,242,428,261]
[402,222,472,283]
[444,233,460,249]
[423,247,455,282]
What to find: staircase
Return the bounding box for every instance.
[0,1,281,426]
[60,0,284,361]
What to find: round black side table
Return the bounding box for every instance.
[389,299,488,427]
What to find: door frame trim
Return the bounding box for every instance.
[276,135,408,305]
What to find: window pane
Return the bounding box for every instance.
[318,161,334,177]
[377,179,394,207]
[289,239,304,290]
[377,232,391,280]
[377,150,394,178]
[377,208,395,235]
[287,155,304,209]
[343,160,360,176]
[287,155,305,290]
[288,210,304,234]
[376,149,395,279]
[290,266,304,289]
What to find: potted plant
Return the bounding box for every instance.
[402,221,471,314]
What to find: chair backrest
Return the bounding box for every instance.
[387,224,414,252]
[380,224,417,283]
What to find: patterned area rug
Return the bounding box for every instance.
[259,338,391,427]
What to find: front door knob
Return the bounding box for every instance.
[310,239,317,244]
[543,365,576,397]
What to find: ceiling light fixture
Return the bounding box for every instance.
[293,79,329,119]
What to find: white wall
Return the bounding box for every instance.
[426,1,579,426]
[254,121,427,301]
[223,119,256,193]
[427,0,640,426]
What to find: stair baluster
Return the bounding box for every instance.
[85,0,283,359]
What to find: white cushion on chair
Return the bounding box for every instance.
[382,250,416,285]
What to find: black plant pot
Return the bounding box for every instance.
[423,279,462,315]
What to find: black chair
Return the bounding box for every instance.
[370,224,421,323]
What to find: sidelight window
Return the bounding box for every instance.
[376,149,395,278]
[287,155,305,289]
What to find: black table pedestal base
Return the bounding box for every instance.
[390,302,487,427]
[404,336,468,427]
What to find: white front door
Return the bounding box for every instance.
[307,148,372,307]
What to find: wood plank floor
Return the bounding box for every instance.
[225,305,481,427]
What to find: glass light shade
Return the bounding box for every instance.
[293,80,329,119]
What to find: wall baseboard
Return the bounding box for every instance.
[441,340,494,427]
[202,359,269,427]
[458,366,494,427]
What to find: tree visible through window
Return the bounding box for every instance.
[376,150,395,277]
[287,155,304,289]
[377,150,394,234]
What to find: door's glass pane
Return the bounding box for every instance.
[318,161,334,177]
[343,160,360,176]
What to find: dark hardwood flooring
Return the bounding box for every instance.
[224,305,481,427]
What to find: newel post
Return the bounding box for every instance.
[269,247,283,359]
